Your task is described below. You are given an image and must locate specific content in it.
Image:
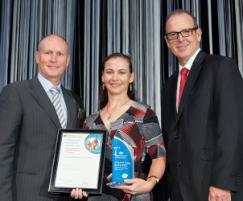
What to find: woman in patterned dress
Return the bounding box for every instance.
[71,53,166,201]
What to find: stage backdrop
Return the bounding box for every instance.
[1,0,243,201]
[0,0,243,123]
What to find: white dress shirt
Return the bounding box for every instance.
[176,48,201,111]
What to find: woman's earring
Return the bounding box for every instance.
[102,83,105,90]
[129,83,133,92]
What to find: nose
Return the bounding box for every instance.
[111,72,118,80]
[177,33,184,41]
[50,53,57,62]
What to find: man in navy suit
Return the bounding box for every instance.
[162,10,243,201]
[0,34,85,201]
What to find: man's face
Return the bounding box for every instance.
[165,13,202,66]
[35,35,70,85]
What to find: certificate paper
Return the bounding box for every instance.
[48,129,107,194]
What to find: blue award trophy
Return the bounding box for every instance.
[111,136,134,186]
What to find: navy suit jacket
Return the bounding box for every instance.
[0,78,84,201]
[162,51,243,201]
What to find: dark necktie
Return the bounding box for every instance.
[178,67,189,108]
[50,87,66,128]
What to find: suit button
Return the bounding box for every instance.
[177,161,182,167]
[174,135,178,139]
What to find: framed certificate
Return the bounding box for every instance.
[48,129,107,194]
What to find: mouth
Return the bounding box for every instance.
[110,84,120,87]
[47,65,59,68]
[176,43,188,50]
[109,83,120,88]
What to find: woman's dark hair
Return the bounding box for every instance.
[99,53,135,109]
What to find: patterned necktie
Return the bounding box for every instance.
[50,87,66,128]
[178,67,189,108]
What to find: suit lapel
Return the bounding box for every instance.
[29,78,61,128]
[62,88,76,128]
[178,51,206,118]
[165,71,178,123]
[170,72,179,120]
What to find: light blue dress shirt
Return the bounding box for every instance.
[37,73,68,126]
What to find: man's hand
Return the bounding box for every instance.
[70,188,88,199]
[208,186,231,201]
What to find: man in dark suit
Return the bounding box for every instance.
[162,10,243,201]
[0,34,85,201]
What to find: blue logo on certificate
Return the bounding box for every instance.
[84,134,102,154]
[111,136,134,185]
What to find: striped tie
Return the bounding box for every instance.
[50,87,66,128]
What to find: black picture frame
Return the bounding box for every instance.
[48,129,107,194]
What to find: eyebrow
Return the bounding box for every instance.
[166,26,198,33]
[104,68,129,71]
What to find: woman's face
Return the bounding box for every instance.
[102,57,134,96]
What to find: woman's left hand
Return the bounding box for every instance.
[112,178,155,195]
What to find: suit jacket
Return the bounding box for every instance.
[162,51,243,201]
[0,78,84,201]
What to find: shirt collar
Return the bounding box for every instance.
[179,48,201,71]
[37,73,62,93]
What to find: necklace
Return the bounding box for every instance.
[104,98,131,120]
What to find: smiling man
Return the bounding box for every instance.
[0,34,84,201]
[162,10,243,201]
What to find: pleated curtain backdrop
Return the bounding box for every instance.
[81,0,162,118]
[82,0,102,116]
[161,0,243,78]
[0,0,77,90]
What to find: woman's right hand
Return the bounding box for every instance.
[70,188,88,199]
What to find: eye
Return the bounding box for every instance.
[56,52,64,56]
[170,32,177,36]
[168,32,177,37]
[181,29,191,35]
[119,70,126,74]
[44,50,52,55]
[104,69,113,74]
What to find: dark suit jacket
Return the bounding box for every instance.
[0,78,84,201]
[162,51,243,201]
